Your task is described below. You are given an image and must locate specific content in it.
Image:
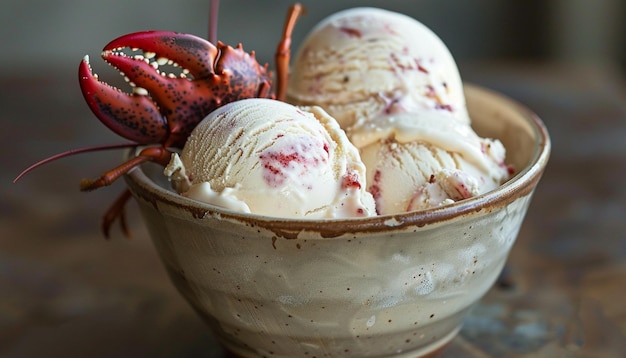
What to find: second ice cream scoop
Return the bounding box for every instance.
[287,7,469,131]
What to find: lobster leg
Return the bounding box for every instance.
[80,146,171,191]
[102,189,133,239]
[96,146,171,238]
[275,3,305,101]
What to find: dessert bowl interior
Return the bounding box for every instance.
[124,84,550,357]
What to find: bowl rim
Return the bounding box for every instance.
[124,84,551,238]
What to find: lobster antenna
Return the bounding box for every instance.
[209,0,219,44]
[275,3,305,101]
[13,143,138,183]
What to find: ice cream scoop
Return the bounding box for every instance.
[287,7,511,214]
[164,98,376,218]
[287,7,469,131]
[358,114,510,214]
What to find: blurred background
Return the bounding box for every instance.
[1,0,624,75]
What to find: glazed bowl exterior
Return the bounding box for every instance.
[124,85,550,357]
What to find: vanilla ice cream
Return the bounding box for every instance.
[357,112,510,214]
[287,7,511,214]
[164,98,376,218]
[287,7,469,131]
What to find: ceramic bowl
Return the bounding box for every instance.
[124,84,550,357]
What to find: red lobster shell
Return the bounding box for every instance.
[79,30,273,149]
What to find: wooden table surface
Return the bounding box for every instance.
[1,61,625,357]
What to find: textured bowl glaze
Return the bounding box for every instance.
[124,85,550,357]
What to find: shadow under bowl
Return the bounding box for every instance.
[124,84,550,357]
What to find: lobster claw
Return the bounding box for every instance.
[79,31,273,148]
